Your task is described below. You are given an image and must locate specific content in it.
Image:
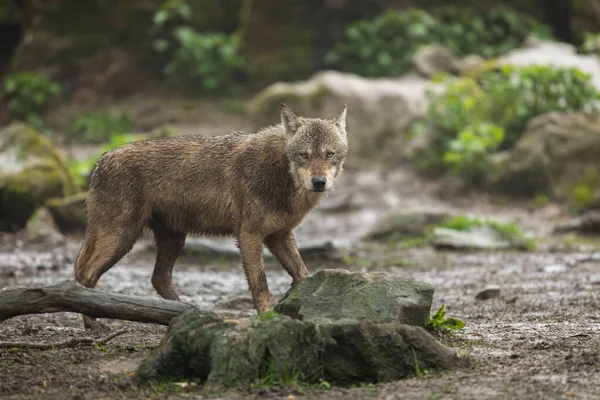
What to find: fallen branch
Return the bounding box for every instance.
[0,280,204,325]
[0,329,128,349]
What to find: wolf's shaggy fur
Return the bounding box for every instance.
[74,104,348,329]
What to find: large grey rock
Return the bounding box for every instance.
[366,209,451,242]
[136,311,468,389]
[494,112,600,206]
[413,45,460,78]
[275,269,434,327]
[249,70,431,167]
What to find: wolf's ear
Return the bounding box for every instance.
[334,105,347,134]
[280,103,300,135]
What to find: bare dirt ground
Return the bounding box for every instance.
[1,166,600,400]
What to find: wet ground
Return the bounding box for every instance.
[1,168,600,400]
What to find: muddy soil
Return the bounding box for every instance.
[1,167,600,400]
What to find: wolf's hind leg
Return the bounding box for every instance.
[74,225,142,330]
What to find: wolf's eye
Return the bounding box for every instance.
[299,153,308,159]
[326,152,335,158]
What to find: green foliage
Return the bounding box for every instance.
[477,65,600,147]
[164,28,244,94]
[3,72,60,129]
[415,66,600,182]
[326,7,551,77]
[427,305,465,333]
[67,110,134,143]
[150,0,243,95]
[580,32,600,55]
[443,122,505,184]
[570,183,595,210]
[433,7,551,59]
[256,311,282,321]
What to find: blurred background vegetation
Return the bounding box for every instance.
[1,0,600,235]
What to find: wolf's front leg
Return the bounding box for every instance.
[238,231,272,313]
[264,231,309,288]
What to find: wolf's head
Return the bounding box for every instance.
[280,103,348,193]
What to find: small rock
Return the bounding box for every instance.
[543,264,568,274]
[553,210,600,235]
[25,207,65,244]
[413,45,460,78]
[475,285,501,300]
[366,209,451,242]
[214,296,254,311]
[457,54,486,75]
[275,269,434,327]
[432,226,524,251]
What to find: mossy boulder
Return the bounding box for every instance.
[0,123,76,231]
[249,70,430,168]
[491,112,600,209]
[275,269,434,328]
[136,311,468,389]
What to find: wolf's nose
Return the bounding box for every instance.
[311,177,326,190]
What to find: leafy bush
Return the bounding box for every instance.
[414,65,600,181]
[67,110,134,143]
[3,72,60,128]
[580,32,600,55]
[433,7,551,59]
[477,65,600,147]
[443,122,505,183]
[326,7,551,77]
[325,9,437,77]
[164,28,243,94]
[150,0,243,94]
